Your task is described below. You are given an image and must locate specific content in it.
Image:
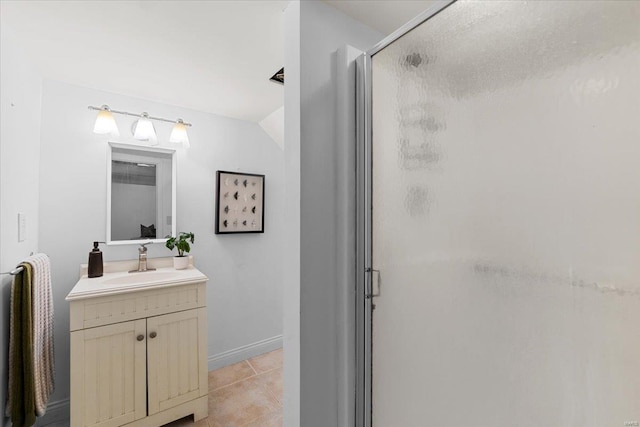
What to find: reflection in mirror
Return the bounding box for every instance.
[107,143,176,244]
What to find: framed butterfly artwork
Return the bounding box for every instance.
[215,171,265,234]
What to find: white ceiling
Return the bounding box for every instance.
[1,0,435,123]
[0,0,287,122]
[323,0,438,36]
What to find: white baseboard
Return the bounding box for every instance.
[36,398,70,426]
[31,336,284,426]
[208,335,283,371]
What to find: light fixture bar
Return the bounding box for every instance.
[87,105,192,127]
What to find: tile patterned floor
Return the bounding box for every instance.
[162,348,283,427]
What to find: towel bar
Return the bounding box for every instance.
[1,252,35,275]
[1,266,24,276]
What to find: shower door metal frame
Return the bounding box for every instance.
[355,2,456,426]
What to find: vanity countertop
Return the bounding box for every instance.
[66,257,208,301]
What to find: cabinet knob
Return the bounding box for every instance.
[149,332,157,339]
[137,335,144,342]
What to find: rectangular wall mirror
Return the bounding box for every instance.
[107,142,176,245]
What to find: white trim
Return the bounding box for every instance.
[106,142,113,243]
[106,141,177,246]
[207,335,283,371]
[108,141,176,155]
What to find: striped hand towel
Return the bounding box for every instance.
[6,253,55,425]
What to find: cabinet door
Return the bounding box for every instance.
[70,319,147,427]
[147,307,208,415]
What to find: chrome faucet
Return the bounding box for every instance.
[129,242,156,273]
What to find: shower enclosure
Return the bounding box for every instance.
[357,1,640,425]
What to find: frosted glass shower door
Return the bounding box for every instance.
[369,1,640,426]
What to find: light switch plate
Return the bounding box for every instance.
[18,213,26,242]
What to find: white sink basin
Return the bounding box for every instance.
[102,271,181,285]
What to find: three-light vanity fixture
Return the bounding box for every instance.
[89,105,191,148]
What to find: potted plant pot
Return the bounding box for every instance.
[173,255,189,270]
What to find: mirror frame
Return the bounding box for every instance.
[106,141,177,246]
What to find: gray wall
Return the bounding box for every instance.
[0,25,43,427]
[296,2,381,426]
[32,79,285,422]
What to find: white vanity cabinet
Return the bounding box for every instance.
[66,258,208,427]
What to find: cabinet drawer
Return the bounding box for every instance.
[70,282,206,331]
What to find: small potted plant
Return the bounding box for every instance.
[165,232,195,270]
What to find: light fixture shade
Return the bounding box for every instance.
[93,106,119,136]
[133,113,157,143]
[169,119,190,148]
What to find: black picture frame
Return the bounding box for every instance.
[215,171,265,234]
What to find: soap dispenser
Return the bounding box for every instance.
[88,241,104,278]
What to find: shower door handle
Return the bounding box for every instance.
[365,268,381,299]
